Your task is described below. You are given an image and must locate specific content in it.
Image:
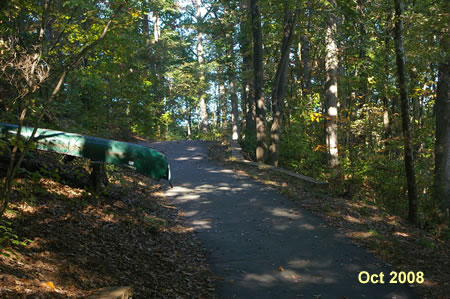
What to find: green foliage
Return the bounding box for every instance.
[417,237,435,249]
[278,121,327,181]
[0,221,31,255]
[240,128,257,161]
[0,0,446,228]
[143,216,167,234]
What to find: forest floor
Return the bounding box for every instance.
[0,151,216,298]
[209,141,449,299]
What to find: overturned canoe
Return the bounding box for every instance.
[0,123,171,182]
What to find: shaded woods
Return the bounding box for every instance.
[1,0,449,232]
[0,0,449,296]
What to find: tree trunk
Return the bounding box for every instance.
[88,162,108,193]
[153,12,160,42]
[240,0,256,137]
[268,8,298,166]
[143,13,150,46]
[250,0,267,162]
[434,26,450,216]
[356,0,368,104]
[151,12,164,137]
[230,78,240,140]
[393,0,419,224]
[301,35,312,97]
[325,0,339,168]
[301,1,312,100]
[196,0,208,135]
[221,82,228,128]
[187,103,192,138]
[217,72,224,126]
[225,16,240,141]
[383,9,392,142]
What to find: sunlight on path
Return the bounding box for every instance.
[147,140,418,299]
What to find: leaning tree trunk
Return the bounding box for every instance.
[268,7,299,166]
[434,24,449,216]
[325,0,339,168]
[250,0,267,162]
[393,0,419,224]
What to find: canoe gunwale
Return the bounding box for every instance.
[0,123,172,183]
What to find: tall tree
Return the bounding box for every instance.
[196,0,208,135]
[240,0,255,138]
[325,0,339,168]
[382,4,393,142]
[300,35,311,97]
[230,77,240,140]
[393,0,418,223]
[268,6,299,166]
[217,69,226,128]
[250,0,267,162]
[356,0,368,104]
[434,11,449,215]
[223,3,240,141]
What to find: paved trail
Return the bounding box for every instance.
[144,140,418,299]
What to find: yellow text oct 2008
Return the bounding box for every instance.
[358,271,424,284]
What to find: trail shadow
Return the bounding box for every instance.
[148,140,419,299]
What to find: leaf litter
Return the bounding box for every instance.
[0,151,216,298]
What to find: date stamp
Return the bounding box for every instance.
[358,271,424,284]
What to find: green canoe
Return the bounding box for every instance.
[0,123,171,183]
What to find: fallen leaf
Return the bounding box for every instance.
[40,281,55,290]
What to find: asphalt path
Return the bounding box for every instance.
[144,140,419,299]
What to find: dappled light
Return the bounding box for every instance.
[167,190,201,203]
[244,273,277,285]
[0,150,215,297]
[346,231,379,239]
[191,219,212,230]
[39,178,84,199]
[268,207,302,219]
[298,223,315,230]
[393,231,410,238]
[146,140,423,298]
[343,215,362,224]
[175,156,205,161]
[0,0,448,296]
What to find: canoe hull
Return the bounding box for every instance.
[0,123,171,182]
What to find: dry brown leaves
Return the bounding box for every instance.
[0,156,216,298]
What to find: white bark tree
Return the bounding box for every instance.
[325,0,339,168]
